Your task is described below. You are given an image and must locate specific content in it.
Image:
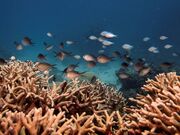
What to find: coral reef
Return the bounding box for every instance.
[124,72,180,135]
[43,78,126,117]
[0,60,125,115]
[0,60,53,113]
[0,108,125,135]
[0,60,126,134]
[0,60,179,135]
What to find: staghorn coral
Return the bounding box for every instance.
[0,60,126,117]
[0,60,126,135]
[1,60,179,134]
[51,79,126,117]
[0,60,54,113]
[0,108,71,135]
[123,72,180,135]
[0,107,125,135]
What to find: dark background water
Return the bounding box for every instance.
[0,0,180,66]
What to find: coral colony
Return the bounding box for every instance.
[0,59,179,135]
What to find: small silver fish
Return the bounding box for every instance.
[172,53,178,57]
[160,36,168,40]
[98,50,105,54]
[88,35,98,40]
[164,44,173,49]
[102,40,114,46]
[22,37,34,46]
[100,31,117,38]
[83,54,96,62]
[122,44,133,50]
[66,40,74,45]
[47,32,53,38]
[148,46,159,53]
[74,55,81,60]
[143,37,150,42]
[44,42,53,51]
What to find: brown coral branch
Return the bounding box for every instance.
[124,72,180,134]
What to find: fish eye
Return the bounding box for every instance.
[43,86,48,90]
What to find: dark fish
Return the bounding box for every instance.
[121,62,129,68]
[87,61,96,68]
[62,67,69,73]
[139,67,151,77]
[22,37,34,46]
[59,42,64,49]
[37,53,47,60]
[137,58,146,64]
[90,76,97,83]
[134,62,144,72]
[59,81,67,91]
[35,62,55,71]
[61,63,79,73]
[160,62,173,68]
[59,49,72,56]
[118,72,130,79]
[97,54,113,64]
[122,54,132,63]
[66,63,79,72]
[0,58,7,65]
[54,51,65,61]
[54,50,72,61]
[112,51,121,58]
[65,70,86,79]
[14,41,23,50]
[118,68,127,73]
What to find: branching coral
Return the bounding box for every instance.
[0,60,126,116]
[0,108,125,135]
[92,80,126,113]
[0,60,126,134]
[124,72,180,135]
[2,60,179,135]
[51,79,126,117]
[0,108,71,135]
[0,60,54,113]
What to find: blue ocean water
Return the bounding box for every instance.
[0,0,180,87]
